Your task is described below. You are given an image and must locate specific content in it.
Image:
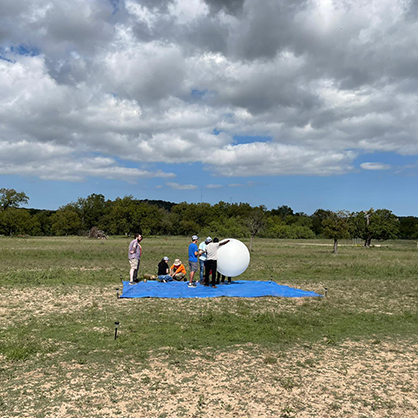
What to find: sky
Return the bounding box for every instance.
[1,0,418,215]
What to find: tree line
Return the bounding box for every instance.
[1,188,416,249]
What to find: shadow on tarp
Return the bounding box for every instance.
[120,280,322,299]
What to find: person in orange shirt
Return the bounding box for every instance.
[170,259,186,281]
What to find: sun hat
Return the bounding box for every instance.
[163,256,169,261]
[192,235,198,240]
[206,236,212,243]
[174,258,181,266]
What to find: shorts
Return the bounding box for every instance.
[189,261,198,272]
[129,258,139,269]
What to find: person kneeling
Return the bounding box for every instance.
[158,256,173,282]
[170,259,186,281]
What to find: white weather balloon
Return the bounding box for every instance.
[217,238,250,277]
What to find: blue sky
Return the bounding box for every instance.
[1,0,418,216]
[2,152,417,216]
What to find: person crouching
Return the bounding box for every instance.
[158,256,173,282]
[170,259,186,281]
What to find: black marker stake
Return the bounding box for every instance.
[114,321,120,340]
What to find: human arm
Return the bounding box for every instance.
[219,239,230,247]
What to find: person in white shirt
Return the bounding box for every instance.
[204,237,229,288]
[198,237,210,283]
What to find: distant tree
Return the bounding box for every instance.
[311,209,333,236]
[0,188,29,211]
[350,208,399,247]
[50,205,82,236]
[0,208,36,236]
[201,216,248,239]
[172,202,216,232]
[212,201,253,220]
[103,196,135,235]
[76,193,108,231]
[397,216,418,240]
[33,211,54,236]
[245,206,267,251]
[131,202,163,235]
[271,205,294,221]
[322,210,351,254]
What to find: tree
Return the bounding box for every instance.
[245,206,267,251]
[322,210,351,254]
[0,188,29,211]
[76,193,108,231]
[271,205,294,220]
[311,209,333,236]
[350,208,399,247]
[398,216,418,239]
[103,196,135,235]
[50,205,82,236]
[0,208,37,236]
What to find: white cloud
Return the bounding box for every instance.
[206,142,356,176]
[168,0,209,24]
[0,140,175,182]
[1,0,418,183]
[206,184,222,188]
[166,182,198,190]
[360,162,391,171]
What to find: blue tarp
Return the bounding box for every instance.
[120,280,322,299]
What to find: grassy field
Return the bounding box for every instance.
[1,236,418,417]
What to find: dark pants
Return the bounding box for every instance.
[216,272,231,284]
[205,259,217,286]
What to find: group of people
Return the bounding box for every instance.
[128,233,231,288]
[157,235,231,288]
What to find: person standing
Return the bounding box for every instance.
[205,237,230,288]
[216,272,232,285]
[128,233,142,285]
[198,237,209,284]
[188,235,199,288]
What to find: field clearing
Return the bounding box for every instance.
[1,236,418,417]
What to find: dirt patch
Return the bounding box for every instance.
[1,340,417,417]
[0,287,107,329]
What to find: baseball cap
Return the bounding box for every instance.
[206,236,212,243]
[192,235,198,240]
[163,256,169,261]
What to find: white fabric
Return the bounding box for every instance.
[205,242,220,261]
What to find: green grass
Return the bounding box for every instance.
[1,235,418,359]
[1,235,418,416]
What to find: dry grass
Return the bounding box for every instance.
[1,236,418,417]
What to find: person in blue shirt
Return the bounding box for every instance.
[188,235,199,288]
[198,237,209,283]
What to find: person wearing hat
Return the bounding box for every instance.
[157,256,173,282]
[198,237,210,284]
[170,259,186,281]
[188,235,199,288]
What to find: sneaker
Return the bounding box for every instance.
[162,279,167,283]
[188,282,196,288]
[211,285,217,289]
[129,281,136,285]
